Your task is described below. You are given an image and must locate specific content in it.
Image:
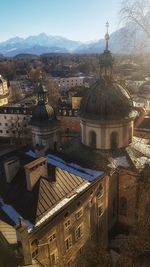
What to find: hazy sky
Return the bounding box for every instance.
[1,0,121,42]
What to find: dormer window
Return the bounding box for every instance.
[97,184,103,199]
[64,219,71,229]
[49,232,56,242]
[75,208,83,220]
[31,239,39,258]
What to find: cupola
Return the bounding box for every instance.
[80,23,136,150]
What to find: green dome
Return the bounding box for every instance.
[80,78,133,121]
[31,104,56,127]
[31,82,57,127]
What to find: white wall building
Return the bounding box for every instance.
[0,105,32,139]
[0,75,9,106]
[54,76,84,90]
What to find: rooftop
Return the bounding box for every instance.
[0,148,97,229]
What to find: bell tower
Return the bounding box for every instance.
[30,83,60,153]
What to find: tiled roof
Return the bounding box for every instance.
[35,168,87,223]
[0,219,17,245]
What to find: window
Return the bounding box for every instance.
[97,184,103,199]
[32,249,38,258]
[98,205,103,217]
[110,131,118,149]
[119,197,127,216]
[50,250,58,265]
[64,211,69,218]
[5,123,8,126]
[49,232,56,242]
[129,127,132,144]
[113,197,117,217]
[75,224,83,240]
[67,259,72,267]
[64,219,71,229]
[79,246,83,255]
[89,131,96,148]
[6,130,9,134]
[75,209,83,220]
[31,239,39,259]
[65,235,72,251]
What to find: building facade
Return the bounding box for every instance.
[0,105,31,140]
[0,75,9,106]
[54,77,84,90]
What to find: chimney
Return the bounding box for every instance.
[15,217,32,266]
[24,157,48,191]
[48,163,56,182]
[134,108,146,128]
[34,144,48,158]
[4,157,20,183]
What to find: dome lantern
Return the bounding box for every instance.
[99,22,114,78]
[37,83,48,105]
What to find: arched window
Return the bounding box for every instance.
[31,239,39,258]
[119,197,127,216]
[110,131,118,149]
[112,197,117,217]
[54,141,57,151]
[89,131,96,148]
[129,126,133,144]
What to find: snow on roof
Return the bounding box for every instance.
[132,137,150,157]
[35,182,90,228]
[26,150,103,181]
[137,156,150,166]
[111,156,130,168]
[0,197,33,231]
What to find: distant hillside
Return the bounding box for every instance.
[0,25,149,56]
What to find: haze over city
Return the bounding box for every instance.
[1,1,150,267]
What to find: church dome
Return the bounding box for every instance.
[80,77,133,121]
[31,82,57,127]
[31,104,56,126]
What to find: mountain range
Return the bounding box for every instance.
[0,24,149,56]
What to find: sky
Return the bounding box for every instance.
[0,0,121,42]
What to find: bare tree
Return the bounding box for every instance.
[120,0,150,38]
[8,116,30,145]
[75,240,112,267]
[44,77,60,109]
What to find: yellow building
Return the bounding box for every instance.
[0,75,9,106]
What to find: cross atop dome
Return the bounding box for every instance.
[105,21,110,51]
[99,22,113,77]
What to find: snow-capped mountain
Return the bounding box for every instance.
[0,24,149,56]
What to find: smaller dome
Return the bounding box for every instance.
[31,82,57,127]
[31,104,57,127]
[36,82,47,93]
